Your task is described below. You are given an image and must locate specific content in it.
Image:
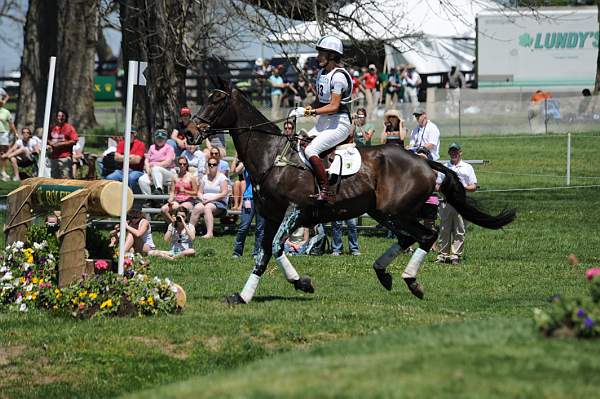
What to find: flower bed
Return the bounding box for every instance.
[534,268,600,338]
[0,233,183,318]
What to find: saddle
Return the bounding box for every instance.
[297,136,362,177]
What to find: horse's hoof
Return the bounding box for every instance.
[403,278,425,300]
[374,268,393,291]
[223,293,246,305]
[293,276,315,293]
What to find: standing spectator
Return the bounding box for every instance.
[350,107,374,147]
[445,66,465,115]
[0,86,9,103]
[269,65,288,120]
[0,97,17,180]
[331,218,360,256]
[2,127,40,181]
[437,143,477,265]
[385,67,403,109]
[380,109,405,145]
[181,143,205,178]
[48,109,78,179]
[190,157,229,239]
[407,108,440,161]
[351,70,365,106]
[360,64,378,121]
[169,107,193,156]
[160,156,198,220]
[230,154,246,210]
[138,129,176,196]
[232,168,265,259]
[106,128,146,193]
[151,208,196,260]
[404,64,421,105]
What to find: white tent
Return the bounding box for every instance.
[270,0,501,74]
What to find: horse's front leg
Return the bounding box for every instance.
[272,204,314,294]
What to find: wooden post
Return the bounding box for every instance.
[57,189,89,287]
[5,185,35,245]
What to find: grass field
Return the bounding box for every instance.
[1,133,600,398]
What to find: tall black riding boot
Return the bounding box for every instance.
[308,155,335,203]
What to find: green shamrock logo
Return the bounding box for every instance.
[519,33,533,47]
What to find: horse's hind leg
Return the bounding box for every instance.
[272,204,314,294]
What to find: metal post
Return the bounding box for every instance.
[566,132,571,186]
[38,56,57,177]
[544,98,548,134]
[118,60,137,275]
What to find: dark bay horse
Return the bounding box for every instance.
[188,87,516,304]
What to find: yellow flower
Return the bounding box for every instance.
[26,255,33,263]
[38,279,44,285]
[147,296,154,306]
[100,299,113,309]
[54,289,62,298]
[19,277,26,284]
[139,299,146,306]
[32,277,39,284]
[89,292,97,300]
[31,292,38,301]
[78,290,88,298]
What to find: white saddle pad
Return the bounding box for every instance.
[299,143,362,177]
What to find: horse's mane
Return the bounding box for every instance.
[232,89,283,135]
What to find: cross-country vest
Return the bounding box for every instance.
[316,67,353,117]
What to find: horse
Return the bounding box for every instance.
[187,86,516,305]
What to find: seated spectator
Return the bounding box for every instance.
[181,143,205,179]
[0,97,17,181]
[160,156,198,220]
[207,147,230,176]
[169,107,193,156]
[71,139,84,178]
[203,132,227,159]
[138,129,176,195]
[109,210,155,255]
[98,137,118,178]
[284,227,309,255]
[2,127,41,181]
[190,157,229,239]
[150,208,196,260]
[230,154,245,210]
[106,129,146,193]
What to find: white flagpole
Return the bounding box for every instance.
[118,61,138,274]
[38,56,57,177]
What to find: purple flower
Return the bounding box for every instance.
[577,308,586,318]
[584,317,595,328]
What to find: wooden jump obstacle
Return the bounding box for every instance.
[4,178,133,287]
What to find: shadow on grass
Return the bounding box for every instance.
[252,295,314,303]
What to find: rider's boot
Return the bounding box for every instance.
[308,155,335,203]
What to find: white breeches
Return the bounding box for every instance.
[305,114,351,158]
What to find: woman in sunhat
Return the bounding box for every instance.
[380,109,406,145]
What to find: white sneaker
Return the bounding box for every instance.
[1,171,9,181]
[11,176,19,182]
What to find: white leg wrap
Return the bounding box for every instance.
[402,248,427,279]
[373,243,402,270]
[276,254,300,282]
[239,273,260,304]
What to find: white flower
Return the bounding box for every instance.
[15,295,22,304]
[0,272,12,282]
[25,284,33,292]
[165,278,172,285]
[136,274,144,281]
[153,293,160,301]
[14,241,23,249]
[19,303,27,312]
[153,276,161,284]
[170,285,178,293]
[0,266,7,273]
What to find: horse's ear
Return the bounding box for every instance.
[217,76,231,92]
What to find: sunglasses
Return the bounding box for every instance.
[284,126,293,130]
[208,163,218,167]
[178,163,188,166]
[210,152,219,156]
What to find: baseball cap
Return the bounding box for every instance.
[154,129,168,140]
[448,142,462,151]
[412,107,426,117]
[180,107,191,116]
[368,64,376,71]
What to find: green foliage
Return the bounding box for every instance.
[26,224,60,259]
[85,225,113,260]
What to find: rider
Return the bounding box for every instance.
[289,35,353,203]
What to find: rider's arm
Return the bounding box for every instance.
[314,92,341,115]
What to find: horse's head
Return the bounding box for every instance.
[187,85,235,146]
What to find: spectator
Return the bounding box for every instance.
[331,218,360,256]
[404,64,421,105]
[160,156,198,220]
[0,97,17,180]
[351,70,365,106]
[169,107,193,156]
[269,65,288,119]
[151,208,196,260]
[48,109,78,179]
[71,139,85,178]
[138,129,176,196]
[380,109,405,145]
[385,67,403,109]
[282,120,295,136]
[415,146,441,251]
[203,131,227,159]
[436,143,477,265]
[232,168,265,259]
[407,108,440,161]
[2,127,41,181]
[360,64,378,120]
[230,154,245,210]
[350,107,374,147]
[207,147,230,176]
[181,143,205,178]
[0,86,9,103]
[106,128,146,193]
[284,227,309,255]
[99,138,118,178]
[190,156,229,239]
[109,210,155,256]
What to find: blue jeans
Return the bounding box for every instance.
[232,199,265,257]
[331,218,359,254]
[106,169,144,194]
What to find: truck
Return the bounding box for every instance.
[477,7,598,90]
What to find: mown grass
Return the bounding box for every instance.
[1,133,600,398]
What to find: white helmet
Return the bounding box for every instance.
[316,35,343,56]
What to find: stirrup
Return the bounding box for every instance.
[310,191,336,203]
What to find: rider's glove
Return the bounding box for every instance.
[289,106,315,118]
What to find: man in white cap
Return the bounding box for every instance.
[407,108,440,161]
[361,64,378,120]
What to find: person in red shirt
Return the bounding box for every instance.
[360,64,378,120]
[106,128,146,193]
[48,109,78,178]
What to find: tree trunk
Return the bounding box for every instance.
[119,0,191,138]
[17,0,58,129]
[54,0,99,129]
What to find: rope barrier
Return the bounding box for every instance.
[476,184,600,193]
[477,170,600,180]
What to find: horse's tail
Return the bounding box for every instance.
[427,160,516,229]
